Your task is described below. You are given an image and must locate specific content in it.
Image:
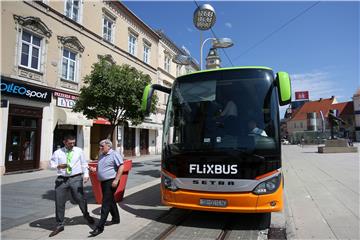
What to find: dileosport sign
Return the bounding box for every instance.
[1,78,52,103]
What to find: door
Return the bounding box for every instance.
[124,126,135,156]
[140,129,149,155]
[5,105,42,172]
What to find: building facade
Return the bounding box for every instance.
[353,89,360,141]
[1,1,197,174]
[152,30,199,155]
[285,96,356,144]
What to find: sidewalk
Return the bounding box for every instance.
[1,147,359,239]
[2,178,165,239]
[1,154,162,238]
[1,154,161,185]
[282,144,359,239]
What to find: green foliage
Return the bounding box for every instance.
[73,59,158,127]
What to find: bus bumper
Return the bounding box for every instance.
[161,179,283,213]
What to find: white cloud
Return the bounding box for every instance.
[279,70,344,118]
[225,22,232,28]
[186,27,193,32]
[290,71,342,100]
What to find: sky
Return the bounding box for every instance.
[123,1,359,117]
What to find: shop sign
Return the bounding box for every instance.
[54,91,78,109]
[295,91,309,100]
[1,78,52,102]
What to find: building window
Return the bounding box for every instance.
[103,16,114,43]
[300,122,303,128]
[128,34,137,56]
[20,30,42,71]
[143,44,150,64]
[164,55,171,72]
[65,0,80,22]
[61,49,77,82]
[176,65,182,77]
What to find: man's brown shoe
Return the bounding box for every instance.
[49,226,64,237]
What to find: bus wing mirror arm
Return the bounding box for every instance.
[141,84,171,115]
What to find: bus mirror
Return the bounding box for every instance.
[276,72,291,106]
[141,84,152,114]
[141,84,171,115]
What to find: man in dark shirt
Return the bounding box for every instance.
[89,139,123,236]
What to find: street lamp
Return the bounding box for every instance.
[193,4,216,31]
[172,54,193,65]
[193,4,216,70]
[200,37,234,70]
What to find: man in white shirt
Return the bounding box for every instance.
[49,134,94,237]
[248,120,268,137]
[220,100,238,117]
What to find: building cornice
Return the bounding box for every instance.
[111,2,160,41]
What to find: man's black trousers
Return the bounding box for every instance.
[97,178,120,230]
[55,174,89,226]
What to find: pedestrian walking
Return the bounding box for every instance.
[89,139,124,236]
[301,136,305,148]
[49,134,94,237]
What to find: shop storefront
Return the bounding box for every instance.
[124,121,162,157]
[90,117,112,160]
[1,77,52,173]
[52,91,92,158]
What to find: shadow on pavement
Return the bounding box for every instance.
[41,186,97,204]
[131,162,145,168]
[134,169,160,178]
[119,184,169,220]
[29,216,93,231]
[118,183,270,230]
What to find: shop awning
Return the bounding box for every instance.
[55,108,93,127]
[129,121,162,130]
[94,117,111,125]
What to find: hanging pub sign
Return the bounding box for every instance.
[54,91,78,109]
[1,78,52,102]
[295,91,309,100]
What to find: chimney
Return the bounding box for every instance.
[319,98,322,101]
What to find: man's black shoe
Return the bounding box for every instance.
[89,228,103,236]
[84,214,95,224]
[112,219,120,224]
[105,219,120,226]
[49,226,64,237]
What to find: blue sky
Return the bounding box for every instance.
[123,1,359,116]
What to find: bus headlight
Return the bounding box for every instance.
[253,173,281,195]
[161,172,178,191]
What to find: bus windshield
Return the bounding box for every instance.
[163,69,280,153]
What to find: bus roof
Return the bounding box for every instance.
[182,66,273,77]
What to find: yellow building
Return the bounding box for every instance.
[0,1,198,174]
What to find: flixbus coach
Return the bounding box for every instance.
[141,67,291,213]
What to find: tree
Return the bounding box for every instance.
[73,59,158,139]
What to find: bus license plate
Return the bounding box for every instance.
[199,199,227,207]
